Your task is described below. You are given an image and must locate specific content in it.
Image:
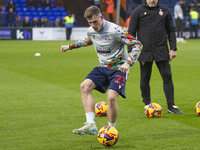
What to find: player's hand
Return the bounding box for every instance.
[120,63,130,73]
[61,45,70,52]
[169,50,177,61]
[132,43,143,52]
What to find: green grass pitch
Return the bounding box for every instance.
[0,39,200,150]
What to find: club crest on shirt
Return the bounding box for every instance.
[159,9,164,16]
[101,34,110,40]
[105,34,110,40]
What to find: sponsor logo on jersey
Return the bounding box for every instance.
[96,47,111,53]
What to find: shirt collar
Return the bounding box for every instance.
[99,19,106,32]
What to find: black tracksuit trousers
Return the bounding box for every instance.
[140,61,175,108]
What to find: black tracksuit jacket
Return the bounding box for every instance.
[128,1,177,62]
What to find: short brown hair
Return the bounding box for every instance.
[84,6,101,19]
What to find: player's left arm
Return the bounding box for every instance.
[114,26,142,72]
[116,26,143,66]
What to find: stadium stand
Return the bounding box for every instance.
[2,0,197,27]
[3,0,68,26]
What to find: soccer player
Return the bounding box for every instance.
[128,0,184,114]
[61,6,143,135]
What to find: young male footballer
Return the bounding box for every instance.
[61,6,143,135]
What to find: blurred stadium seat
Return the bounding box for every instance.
[32,12,38,16]
[24,12,31,16]
[54,12,61,16]
[58,8,65,12]
[61,12,67,16]
[22,7,29,12]
[17,12,23,16]
[30,8,36,12]
[51,8,58,12]
[44,7,51,12]
[37,7,44,12]
[16,7,22,12]
[46,12,53,16]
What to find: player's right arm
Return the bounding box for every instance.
[61,37,93,52]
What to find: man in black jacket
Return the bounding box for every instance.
[128,0,183,114]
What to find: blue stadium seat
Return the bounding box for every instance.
[22,7,30,12]
[30,8,36,12]
[39,16,45,20]
[61,12,68,16]
[15,3,21,8]
[38,12,45,16]
[24,12,31,16]
[58,8,65,12]
[29,16,33,22]
[37,7,44,12]
[49,19,55,23]
[51,8,58,12]
[16,7,22,12]
[44,7,51,12]
[17,0,25,2]
[0,7,5,11]
[54,12,61,16]
[32,12,38,16]
[4,12,7,21]
[57,16,63,21]
[21,3,26,8]
[49,16,55,20]
[46,12,53,16]
[20,16,25,20]
[17,12,24,16]
[39,16,46,19]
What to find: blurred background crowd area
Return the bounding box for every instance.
[0,0,199,28]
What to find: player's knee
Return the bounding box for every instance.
[107,95,117,106]
[80,82,88,93]
[80,82,91,93]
